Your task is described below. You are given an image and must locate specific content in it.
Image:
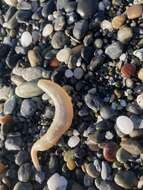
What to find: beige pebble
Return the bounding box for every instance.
[42,24,53,37]
[112,15,126,29]
[28,49,41,67]
[126,4,143,19]
[137,93,143,109]
[63,151,74,162]
[11,75,25,86]
[3,0,17,6]
[117,26,133,43]
[138,68,143,81]
[66,159,76,171]
[56,48,72,63]
[138,176,143,189]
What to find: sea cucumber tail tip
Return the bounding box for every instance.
[31,147,41,172]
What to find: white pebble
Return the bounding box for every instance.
[68,136,80,148]
[137,93,143,109]
[56,48,71,63]
[42,24,53,37]
[105,131,113,140]
[21,32,32,47]
[73,129,80,136]
[101,20,113,32]
[47,173,68,190]
[120,53,127,61]
[65,69,73,78]
[116,116,134,135]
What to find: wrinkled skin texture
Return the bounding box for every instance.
[31,80,73,171]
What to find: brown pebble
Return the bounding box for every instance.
[112,14,126,29]
[0,182,8,190]
[0,162,8,174]
[126,4,143,19]
[49,58,60,68]
[138,68,143,81]
[103,142,118,162]
[0,115,13,125]
[121,64,136,78]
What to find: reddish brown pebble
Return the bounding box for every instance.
[49,58,60,68]
[103,142,118,162]
[0,115,13,125]
[126,5,143,19]
[121,64,136,78]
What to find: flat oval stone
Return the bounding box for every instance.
[16,10,32,24]
[120,138,143,155]
[15,80,43,98]
[18,163,31,182]
[116,148,132,163]
[13,182,33,190]
[116,116,134,134]
[51,31,68,49]
[77,0,98,18]
[21,31,32,47]
[126,4,143,19]
[114,170,138,189]
[42,24,53,37]
[21,67,43,81]
[56,48,72,63]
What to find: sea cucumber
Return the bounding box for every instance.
[31,79,73,171]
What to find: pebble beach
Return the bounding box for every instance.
[0,0,143,190]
